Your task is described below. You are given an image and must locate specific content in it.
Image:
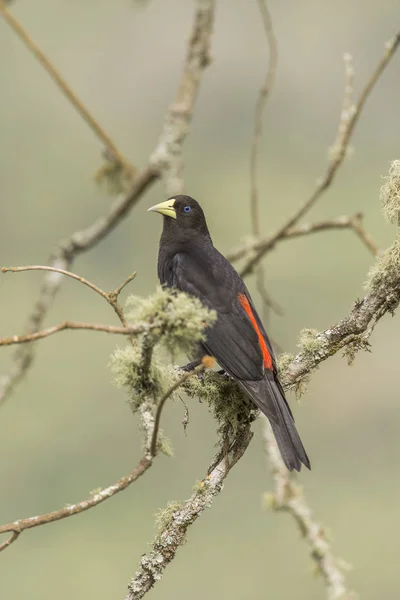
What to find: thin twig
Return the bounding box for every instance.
[150,363,207,456]
[0,321,145,347]
[250,0,277,236]
[250,0,278,321]
[227,213,379,264]
[240,31,400,276]
[113,272,137,298]
[0,531,20,553]
[329,52,355,161]
[2,266,109,301]
[2,265,137,329]
[0,1,133,173]
[0,457,151,553]
[262,418,352,600]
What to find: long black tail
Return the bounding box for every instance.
[239,371,310,471]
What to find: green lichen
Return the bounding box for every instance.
[154,501,183,540]
[276,352,295,378]
[365,233,400,293]
[298,328,327,361]
[109,345,163,412]
[125,288,216,357]
[156,430,174,457]
[381,159,400,225]
[342,336,371,366]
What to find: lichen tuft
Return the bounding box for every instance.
[381,160,400,225]
[154,501,183,540]
[125,287,216,357]
[365,232,400,294]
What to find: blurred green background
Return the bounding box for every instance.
[1,1,399,598]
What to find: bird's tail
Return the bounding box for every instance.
[240,372,310,471]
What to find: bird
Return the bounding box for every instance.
[148,195,310,471]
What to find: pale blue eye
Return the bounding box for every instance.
[184,206,191,213]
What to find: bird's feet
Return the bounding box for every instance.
[180,359,205,385]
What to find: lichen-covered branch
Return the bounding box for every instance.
[125,420,253,600]
[262,418,352,600]
[239,31,400,276]
[125,162,399,598]
[0,289,216,554]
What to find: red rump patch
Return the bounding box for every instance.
[238,294,273,370]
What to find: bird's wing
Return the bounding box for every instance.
[170,251,270,381]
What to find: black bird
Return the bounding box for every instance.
[148,195,310,471]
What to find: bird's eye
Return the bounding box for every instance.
[183,206,191,213]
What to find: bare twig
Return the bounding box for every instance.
[0,531,20,553]
[262,418,352,600]
[240,31,400,276]
[126,420,253,599]
[227,213,378,264]
[0,2,133,173]
[2,265,110,302]
[150,362,209,456]
[250,0,277,235]
[0,321,146,347]
[249,0,278,321]
[1,265,137,328]
[329,53,355,161]
[0,457,151,553]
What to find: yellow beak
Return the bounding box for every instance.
[147,198,177,219]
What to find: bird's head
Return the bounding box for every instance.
[148,195,210,241]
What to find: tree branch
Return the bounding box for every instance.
[0,0,214,408]
[0,457,151,553]
[126,419,253,599]
[0,321,147,347]
[0,1,133,174]
[250,0,278,321]
[239,31,400,276]
[1,265,137,327]
[227,212,379,264]
[262,418,352,600]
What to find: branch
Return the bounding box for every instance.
[126,420,253,599]
[150,360,212,456]
[0,321,145,347]
[0,166,156,406]
[2,265,137,327]
[227,213,378,264]
[239,31,400,276]
[0,1,133,174]
[0,0,214,407]
[0,457,151,553]
[250,0,278,321]
[149,0,215,196]
[262,418,352,600]
[282,236,399,390]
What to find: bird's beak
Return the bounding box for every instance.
[147,198,177,219]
